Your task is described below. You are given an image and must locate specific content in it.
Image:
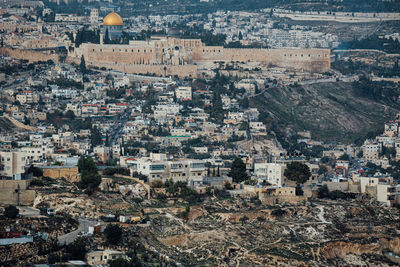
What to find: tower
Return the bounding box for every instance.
[90,9,99,25]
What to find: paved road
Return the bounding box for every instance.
[58,218,96,246]
[108,108,131,147]
[17,207,97,245]
[17,206,44,217]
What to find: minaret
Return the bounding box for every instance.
[100,32,104,45]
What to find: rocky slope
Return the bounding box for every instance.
[250,81,400,142]
[135,199,400,266]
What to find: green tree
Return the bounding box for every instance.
[239,215,249,225]
[90,126,103,147]
[104,224,122,245]
[284,162,311,184]
[271,208,286,217]
[80,55,86,74]
[4,205,19,218]
[25,165,43,177]
[78,156,97,173]
[65,110,75,120]
[338,153,350,161]
[240,97,249,109]
[48,253,60,264]
[77,156,101,194]
[66,238,87,260]
[318,165,328,175]
[295,184,304,196]
[318,184,330,198]
[108,258,134,267]
[256,216,266,225]
[228,158,248,183]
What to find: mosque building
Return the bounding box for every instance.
[103,12,123,40]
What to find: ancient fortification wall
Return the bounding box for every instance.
[86,60,198,78]
[1,37,331,77]
[199,48,330,72]
[0,47,59,63]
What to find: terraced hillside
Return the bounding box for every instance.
[251,81,400,142]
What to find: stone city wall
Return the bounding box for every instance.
[86,60,198,78]
[0,47,59,63]
[198,47,331,72]
[74,43,330,75]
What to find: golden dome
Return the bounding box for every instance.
[103,12,123,26]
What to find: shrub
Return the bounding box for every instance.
[104,224,122,245]
[66,238,87,260]
[4,205,19,218]
[156,193,167,201]
[318,184,330,198]
[224,182,233,190]
[103,167,130,176]
[271,208,286,217]
[329,190,345,200]
[30,178,44,186]
[214,188,231,199]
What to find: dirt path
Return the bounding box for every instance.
[317,206,331,224]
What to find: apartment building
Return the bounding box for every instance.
[175,86,192,101]
[253,162,286,186]
[128,154,206,183]
[362,140,382,161]
[0,151,26,179]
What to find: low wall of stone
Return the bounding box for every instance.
[41,167,80,182]
[260,195,306,205]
